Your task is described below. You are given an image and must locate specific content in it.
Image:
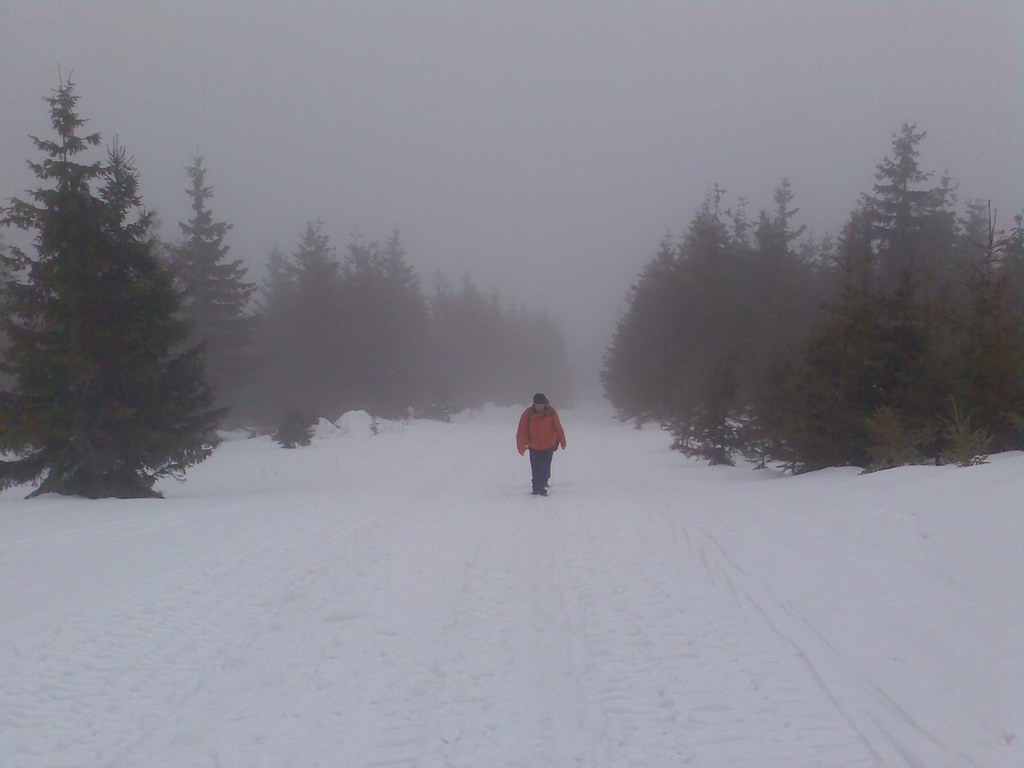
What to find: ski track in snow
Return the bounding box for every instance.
[1,407,1020,768]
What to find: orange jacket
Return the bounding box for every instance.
[517,405,566,453]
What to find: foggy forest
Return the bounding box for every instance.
[0,2,1021,496]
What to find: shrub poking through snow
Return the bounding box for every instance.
[864,407,934,472]
[940,398,991,467]
[273,409,315,449]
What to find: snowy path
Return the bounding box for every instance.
[1,407,1020,767]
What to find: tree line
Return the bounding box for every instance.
[0,79,570,498]
[245,220,571,425]
[603,124,1024,472]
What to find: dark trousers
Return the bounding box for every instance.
[528,446,556,492]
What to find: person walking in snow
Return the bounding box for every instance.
[516,393,567,496]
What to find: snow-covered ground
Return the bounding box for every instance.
[1,404,1021,768]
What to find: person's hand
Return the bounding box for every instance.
[518,448,525,455]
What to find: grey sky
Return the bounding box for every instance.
[2,1,1022,390]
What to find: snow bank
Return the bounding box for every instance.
[310,410,411,442]
[312,416,342,440]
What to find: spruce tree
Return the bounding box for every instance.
[955,205,1024,449]
[1005,214,1024,316]
[0,235,12,392]
[742,180,818,403]
[770,211,887,470]
[170,156,255,413]
[663,192,747,464]
[0,79,221,498]
[339,230,428,416]
[423,271,571,413]
[375,229,429,414]
[252,220,344,422]
[864,123,957,293]
[272,409,315,449]
[424,275,501,411]
[602,235,682,422]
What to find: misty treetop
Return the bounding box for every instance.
[0,78,222,498]
[603,124,1024,472]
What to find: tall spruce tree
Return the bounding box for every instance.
[253,220,344,422]
[1004,213,1024,325]
[424,275,501,411]
[170,156,255,414]
[338,230,429,416]
[602,235,683,422]
[0,79,221,498]
[955,205,1024,448]
[371,230,428,414]
[742,179,817,393]
[0,234,11,392]
[769,210,887,470]
[663,192,747,464]
[737,181,824,464]
[864,123,957,293]
[421,272,572,413]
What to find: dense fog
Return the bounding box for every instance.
[2,1,1022,409]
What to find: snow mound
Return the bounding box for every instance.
[217,428,255,442]
[334,410,409,437]
[334,410,374,437]
[312,417,342,441]
[449,402,523,424]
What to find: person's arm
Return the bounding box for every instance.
[516,411,530,454]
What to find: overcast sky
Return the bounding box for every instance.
[2,1,1022,390]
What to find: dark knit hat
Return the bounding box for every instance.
[533,393,548,404]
